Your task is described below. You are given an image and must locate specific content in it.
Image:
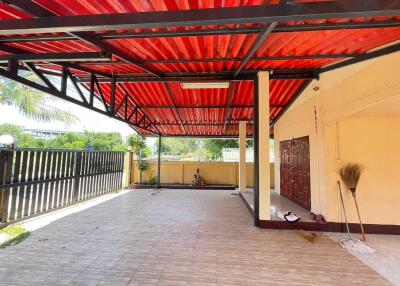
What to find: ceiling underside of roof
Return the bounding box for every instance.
[0,0,399,137]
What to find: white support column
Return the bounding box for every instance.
[239,121,247,193]
[257,71,270,221]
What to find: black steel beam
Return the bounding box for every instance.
[319,42,400,74]
[1,20,400,43]
[0,42,112,78]
[118,84,161,135]
[234,22,277,77]
[7,58,18,75]
[145,54,355,64]
[163,83,187,134]
[76,70,317,83]
[222,82,235,133]
[30,53,356,66]
[146,134,252,138]
[24,62,57,91]
[1,1,399,35]
[0,52,111,63]
[156,123,248,126]
[137,105,279,108]
[0,65,158,134]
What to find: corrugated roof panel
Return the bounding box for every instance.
[256,28,400,57]
[103,34,257,63]
[147,58,339,73]
[7,41,99,54]
[167,82,231,107]
[0,3,30,20]
[121,82,173,106]
[178,108,226,124]
[141,108,178,124]
[156,125,184,135]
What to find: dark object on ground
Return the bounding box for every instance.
[310,212,327,224]
[294,229,317,243]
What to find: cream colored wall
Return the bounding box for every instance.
[131,161,274,188]
[324,116,400,225]
[274,51,400,224]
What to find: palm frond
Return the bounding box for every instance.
[338,163,364,192]
[0,78,78,123]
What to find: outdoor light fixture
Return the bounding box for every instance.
[0,134,14,148]
[180,82,230,89]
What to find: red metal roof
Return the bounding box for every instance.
[0,1,399,136]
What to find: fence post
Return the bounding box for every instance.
[72,151,82,202]
[0,150,13,223]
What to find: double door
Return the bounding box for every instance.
[279,136,311,210]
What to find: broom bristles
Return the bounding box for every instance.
[338,163,364,190]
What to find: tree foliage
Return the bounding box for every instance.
[203,139,239,160]
[0,124,126,151]
[0,77,78,124]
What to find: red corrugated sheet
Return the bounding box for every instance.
[0,1,399,136]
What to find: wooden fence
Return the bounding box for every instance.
[0,148,124,224]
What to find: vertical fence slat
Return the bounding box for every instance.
[25,151,36,216]
[16,150,29,219]
[31,151,42,215]
[73,152,82,202]
[10,151,22,221]
[1,150,13,223]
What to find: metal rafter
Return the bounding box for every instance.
[19,54,358,66]
[222,22,276,134]
[0,61,158,134]
[156,122,252,126]
[136,104,284,108]
[118,84,162,135]
[319,42,400,74]
[1,1,400,35]
[0,52,111,63]
[1,20,400,43]
[163,83,187,134]
[234,22,277,77]
[75,70,318,83]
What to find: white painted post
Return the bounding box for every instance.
[258,71,270,221]
[239,121,247,193]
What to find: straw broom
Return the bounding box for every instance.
[339,163,366,241]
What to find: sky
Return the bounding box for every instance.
[0,100,134,138]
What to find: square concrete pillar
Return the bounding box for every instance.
[254,71,270,225]
[239,121,247,193]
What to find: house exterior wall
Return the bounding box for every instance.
[131,161,275,188]
[274,51,400,225]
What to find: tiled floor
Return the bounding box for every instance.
[0,189,390,285]
[241,188,313,222]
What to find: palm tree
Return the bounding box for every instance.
[0,77,78,124]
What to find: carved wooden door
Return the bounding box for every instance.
[279,136,311,210]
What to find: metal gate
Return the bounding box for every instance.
[0,148,125,224]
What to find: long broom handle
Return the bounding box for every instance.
[352,194,366,241]
[337,181,351,239]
